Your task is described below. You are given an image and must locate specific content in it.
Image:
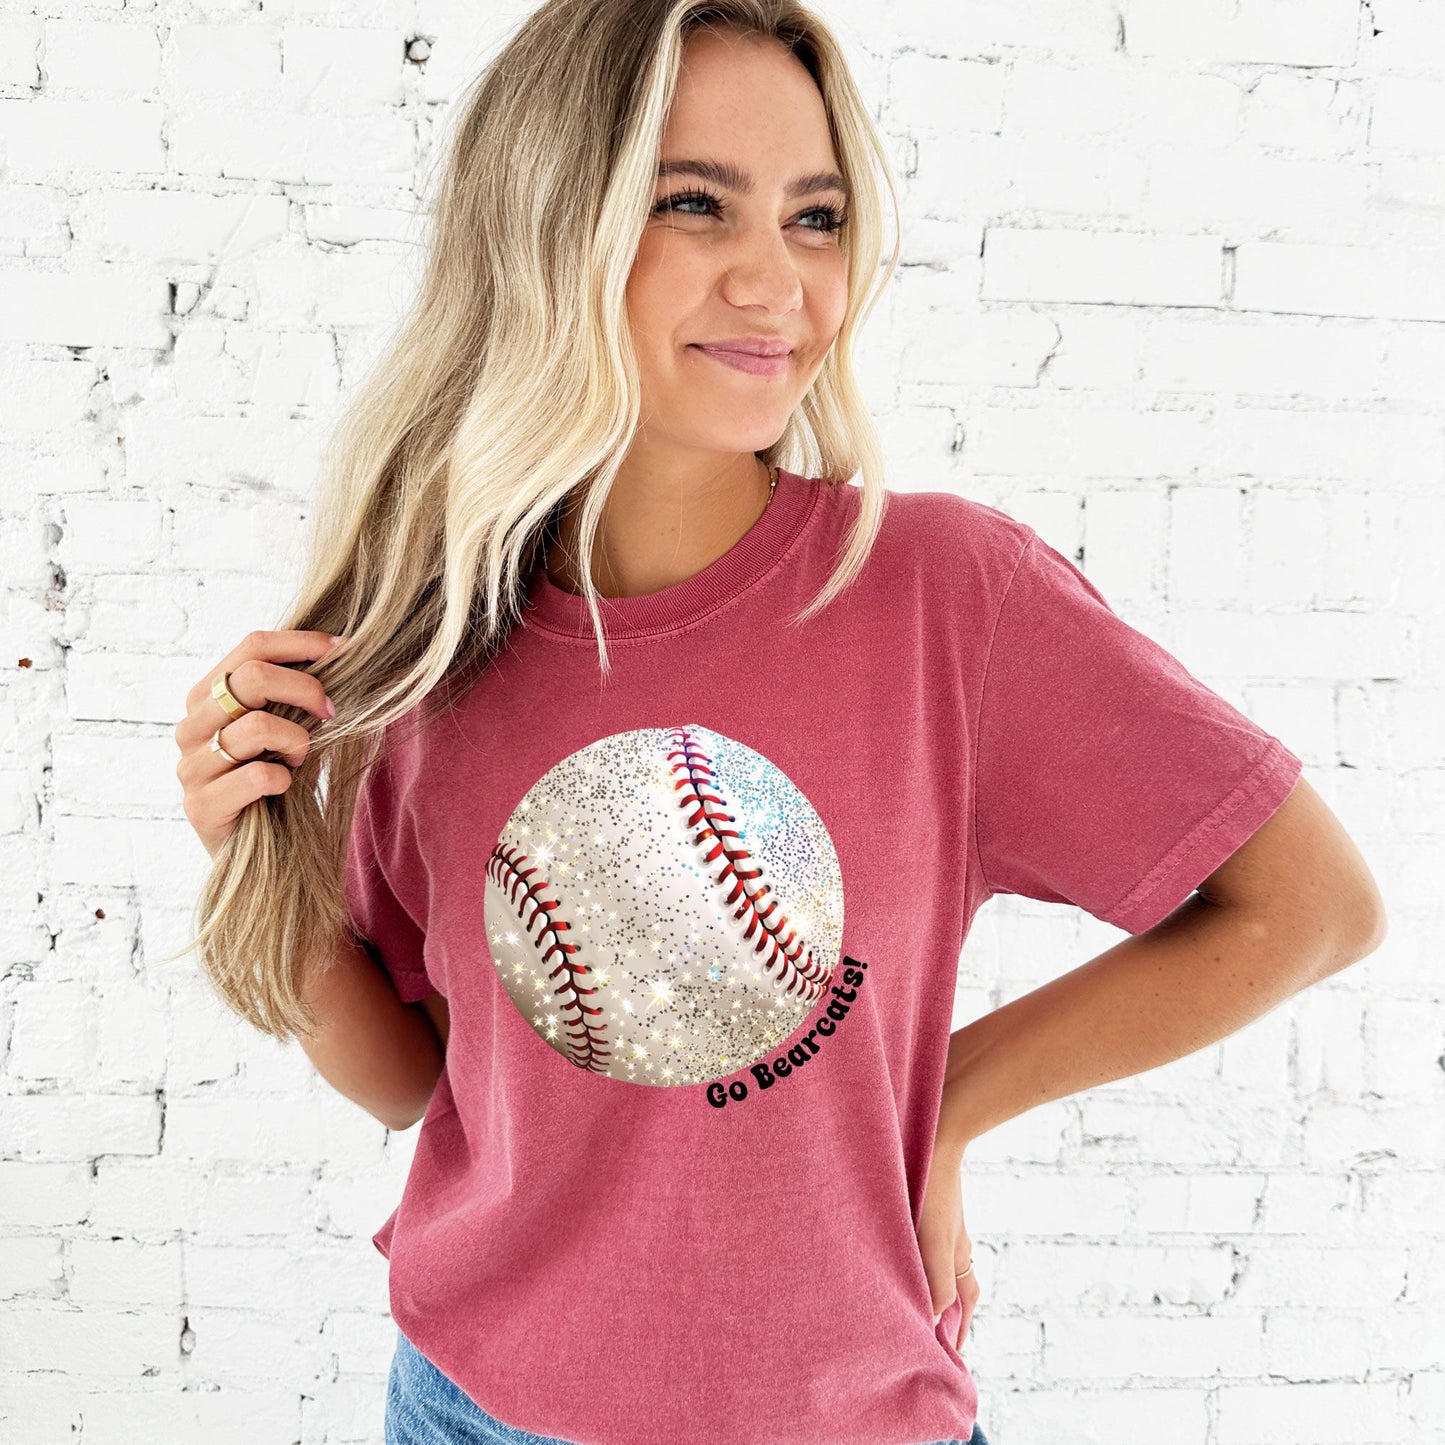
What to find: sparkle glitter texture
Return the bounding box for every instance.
[483,724,845,1086]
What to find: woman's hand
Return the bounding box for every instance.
[918,1143,980,1352]
[174,630,346,859]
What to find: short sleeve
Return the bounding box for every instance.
[342,750,439,1003]
[973,529,1303,936]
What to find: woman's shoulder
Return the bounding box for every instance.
[821,478,1037,591]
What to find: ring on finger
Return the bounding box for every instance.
[211,670,250,722]
[209,727,242,766]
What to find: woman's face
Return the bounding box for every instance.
[627,27,851,459]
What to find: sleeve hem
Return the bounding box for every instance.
[1101,737,1304,936]
[391,967,439,1003]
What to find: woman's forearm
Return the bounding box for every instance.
[936,893,1371,1159]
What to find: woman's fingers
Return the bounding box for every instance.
[174,629,347,859]
[179,707,318,785]
[955,1269,981,1350]
[178,630,345,749]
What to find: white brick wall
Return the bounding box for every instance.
[2,1,1440,1441]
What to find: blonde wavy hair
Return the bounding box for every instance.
[173,0,903,1040]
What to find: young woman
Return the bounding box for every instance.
[171,2,1386,1442]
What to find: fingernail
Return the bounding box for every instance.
[329,634,348,648]
[324,696,336,718]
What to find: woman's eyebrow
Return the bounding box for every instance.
[656,157,851,201]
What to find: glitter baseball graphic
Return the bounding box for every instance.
[484,724,845,1086]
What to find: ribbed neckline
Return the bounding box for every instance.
[520,466,820,642]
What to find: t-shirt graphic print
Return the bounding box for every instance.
[484,722,845,1086]
[345,467,1303,1445]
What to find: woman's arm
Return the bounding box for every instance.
[295,936,446,1132]
[937,776,1387,1158]
[416,993,450,1051]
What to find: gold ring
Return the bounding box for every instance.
[211,671,249,722]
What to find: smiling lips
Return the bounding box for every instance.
[690,341,791,376]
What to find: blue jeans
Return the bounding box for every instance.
[385,1326,990,1445]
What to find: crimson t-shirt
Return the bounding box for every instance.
[344,468,1301,1445]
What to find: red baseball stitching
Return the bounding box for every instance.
[487,842,611,1073]
[665,726,830,1005]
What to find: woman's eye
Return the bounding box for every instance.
[654,189,846,234]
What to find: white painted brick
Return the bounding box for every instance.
[1262,1304,1373,1377]
[0,358,101,439]
[1321,490,1402,611]
[1169,483,1250,606]
[10,979,96,1084]
[0,264,170,347]
[166,24,282,97]
[1263,1174,1359,1243]
[969,1168,1133,1235]
[1049,1308,1263,1378]
[892,55,1008,138]
[1216,1379,1404,1444]
[889,0,1120,57]
[94,976,169,1087]
[1004,1240,1237,1308]
[1214,403,1441,490]
[1121,0,1359,68]
[0,99,165,178]
[0,1092,159,1160]
[0,1378,82,1445]
[1005,61,1137,138]
[67,1235,183,1306]
[1140,315,1386,400]
[983,226,1223,307]
[43,20,162,93]
[1358,1169,1439,1236]
[1233,1242,1407,1312]
[0,1303,176,1374]
[1293,984,1369,1096]
[1401,1237,1445,1308]
[0,1161,90,1229]
[84,189,289,263]
[1370,75,1445,153]
[168,107,413,186]
[52,729,183,817]
[1379,323,1445,407]
[972,402,1210,478]
[1241,72,1370,154]
[1001,139,1152,219]
[89,1158,201,1238]
[1010,1383,1208,1443]
[0,1233,63,1297]
[1149,154,1374,236]
[161,1091,382,1168]
[1033,308,1140,389]
[1234,238,1445,323]
[1366,997,1445,1097]
[1122,69,1245,148]
[56,1382,299,1445]
[55,496,165,571]
[1300,1097,1445,1169]
[182,1302,329,1378]
[167,988,250,1090]
[0,18,41,88]
[1372,153,1445,238]
[1133,1171,1265,1234]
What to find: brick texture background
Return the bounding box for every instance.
[1,1,1440,1441]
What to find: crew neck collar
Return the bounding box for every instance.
[521,466,820,642]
